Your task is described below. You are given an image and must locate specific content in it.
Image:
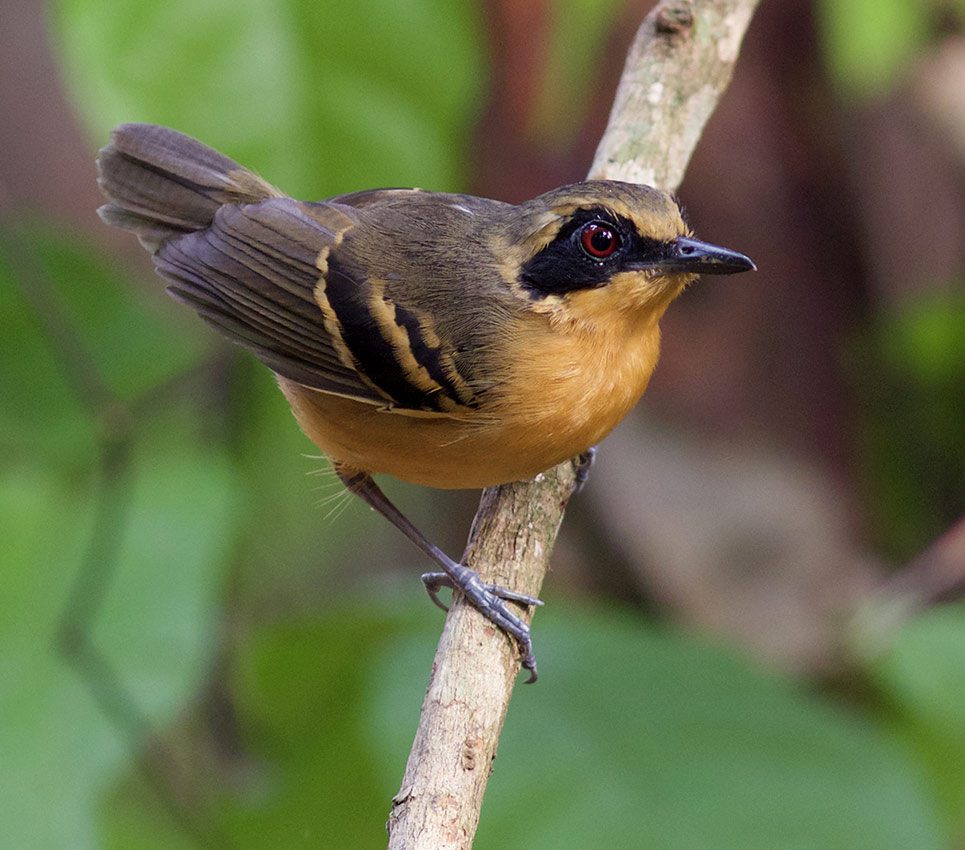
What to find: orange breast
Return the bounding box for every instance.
[277,292,667,489]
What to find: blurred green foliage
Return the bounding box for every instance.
[53,0,486,196]
[819,0,965,564]
[0,229,239,848]
[0,0,961,848]
[817,0,932,98]
[107,606,946,849]
[818,0,965,98]
[848,297,965,560]
[530,0,614,147]
[868,603,965,831]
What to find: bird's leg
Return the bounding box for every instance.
[573,445,598,493]
[419,572,544,611]
[335,465,543,682]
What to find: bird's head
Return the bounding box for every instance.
[499,180,755,326]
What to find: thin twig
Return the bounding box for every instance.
[386,2,762,847]
[877,516,965,609]
[849,516,965,664]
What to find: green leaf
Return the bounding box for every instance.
[845,297,965,559]
[224,614,397,848]
[867,603,965,841]
[879,295,965,387]
[51,0,486,197]
[0,436,238,849]
[531,0,617,147]
[0,234,94,466]
[0,225,206,466]
[96,600,945,847]
[0,466,115,850]
[366,606,943,850]
[817,0,931,98]
[91,437,240,718]
[103,774,199,850]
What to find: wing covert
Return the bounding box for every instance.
[154,196,476,413]
[155,198,395,405]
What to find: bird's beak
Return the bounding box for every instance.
[628,236,756,275]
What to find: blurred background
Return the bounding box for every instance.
[1,0,963,847]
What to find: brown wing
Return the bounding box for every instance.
[96,124,488,412]
[155,195,480,413]
[96,125,478,411]
[156,197,394,405]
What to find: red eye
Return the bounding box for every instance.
[580,221,620,259]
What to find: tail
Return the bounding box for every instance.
[96,123,282,253]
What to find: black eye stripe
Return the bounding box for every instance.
[634,235,665,260]
[519,207,674,298]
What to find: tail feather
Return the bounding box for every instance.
[96,123,281,252]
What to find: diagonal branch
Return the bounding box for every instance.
[386,2,762,847]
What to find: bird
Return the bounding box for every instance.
[96,123,755,682]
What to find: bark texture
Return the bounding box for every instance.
[386,2,762,847]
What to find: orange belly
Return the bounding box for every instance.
[277,305,664,489]
[280,385,559,488]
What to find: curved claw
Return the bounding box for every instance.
[573,445,598,494]
[420,571,451,612]
[515,632,539,684]
[420,569,542,682]
[521,654,538,684]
